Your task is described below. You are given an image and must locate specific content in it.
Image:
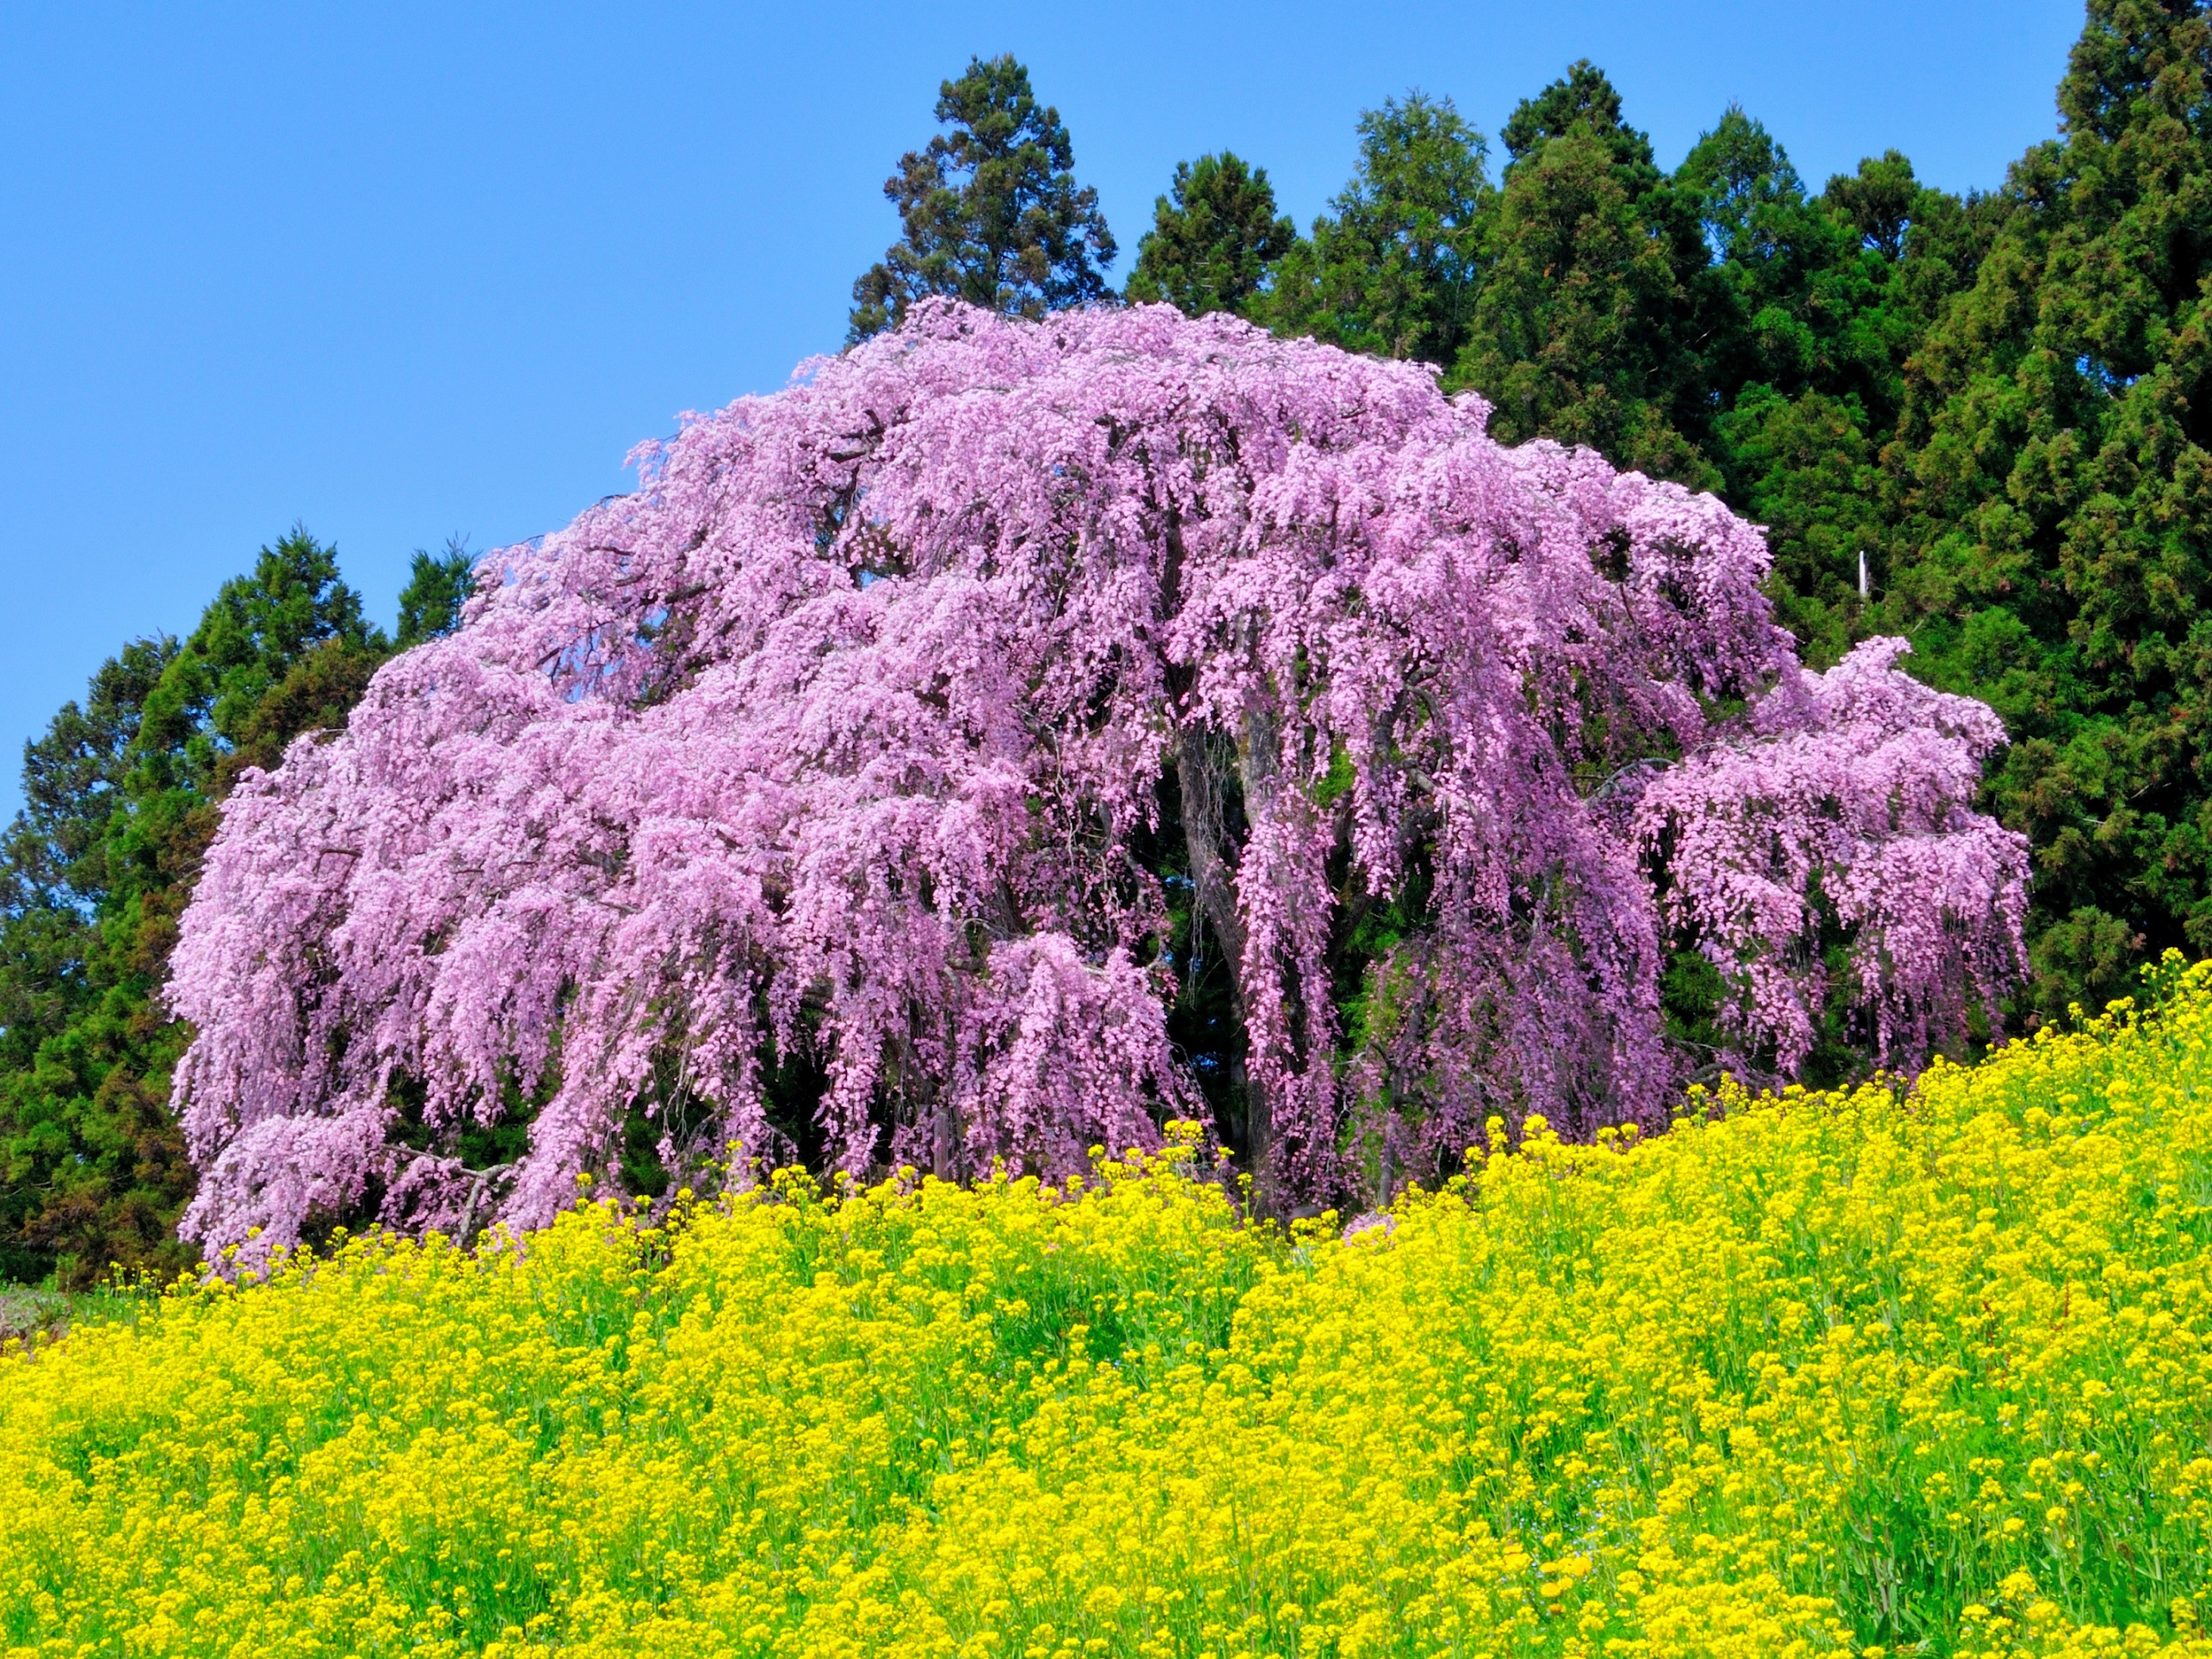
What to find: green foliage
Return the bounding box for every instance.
[0,531,386,1287]
[394,537,477,649]
[131,527,379,791]
[1262,92,1490,364]
[849,55,1115,341]
[1123,152,1294,319]
[1713,387,1882,665]
[3,641,175,922]
[1454,64,1721,486]
[1497,58,1650,174]
[0,642,174,1284]
[1880,0,2212,1021]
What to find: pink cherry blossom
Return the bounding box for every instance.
[168,300,2027,1260]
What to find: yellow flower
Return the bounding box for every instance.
[8,959,2212,1656]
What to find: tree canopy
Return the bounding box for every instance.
[0,531,388,1284]
[396,538,480,650]
[1263,93,1490,364]
[1123,153,1294,319]
[1456,65,1720,486]
[849,55,1117,342]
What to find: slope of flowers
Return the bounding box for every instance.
[8,968,2212,1657]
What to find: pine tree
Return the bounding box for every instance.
[1264,93,1490,365]
[1124,153,1294,319]
[849,56,1115,341]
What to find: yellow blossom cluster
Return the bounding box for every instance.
[8,963,2212,1657]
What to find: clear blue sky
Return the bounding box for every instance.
[0,1,2085,814]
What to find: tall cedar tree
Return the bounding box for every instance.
[1124,153,1295,319]
[849,56,1115,342]
[1263,93,1490,364]
[1454,64,1723,488]
[1880,0,2212,1019]
[396,539,479,649]
[0,641,176,1281]
[0,530,472,1284]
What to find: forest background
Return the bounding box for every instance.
[3,0,2203,1286]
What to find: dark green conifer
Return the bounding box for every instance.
[1264,93,1490,365]
[850,55,1115,341]
[0,531,386,1284]
[1453,64,1721,486]
[1125,153,1294,319]
[396,537,478,649]
[1882,0,2212,1017]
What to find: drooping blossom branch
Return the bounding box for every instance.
[1634,637,2029,1073]
[168,300,2027,1260]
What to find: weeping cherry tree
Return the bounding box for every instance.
[169,302,2027,1260]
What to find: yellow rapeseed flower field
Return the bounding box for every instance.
[9,964,2212,1657]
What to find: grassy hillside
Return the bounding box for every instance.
[7,969,2212,1656]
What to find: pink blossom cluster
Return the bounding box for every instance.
[1634,636,2029,1072]
[167,301,2027,1258]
